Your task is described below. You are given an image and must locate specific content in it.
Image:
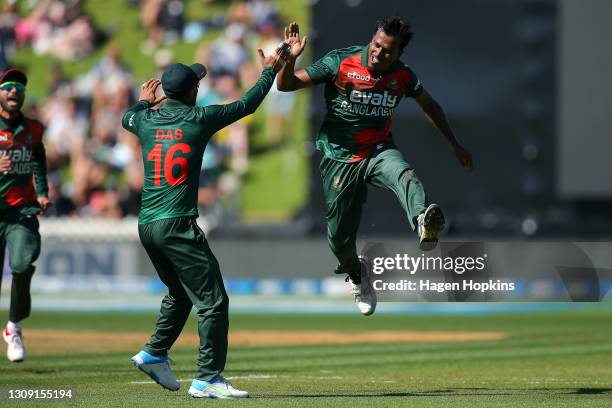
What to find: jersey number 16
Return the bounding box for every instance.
[146,143,191,186]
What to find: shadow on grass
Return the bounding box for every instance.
[257,388,612,399]
[572,388,612,395]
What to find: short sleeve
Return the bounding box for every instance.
[404,67,424,98]
[305,50,341,85]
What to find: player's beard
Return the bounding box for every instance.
[0,94,24,113]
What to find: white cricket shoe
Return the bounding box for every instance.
[188,375,249,399]
[131,350,180,391]
[3,325,26,362]
[418,204,445,251]
[349,256,377,316]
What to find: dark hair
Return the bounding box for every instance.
[375,17,414,50]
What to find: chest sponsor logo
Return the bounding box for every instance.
[349,90,398,108]
[0,147,34,175]
[347,71,371,81]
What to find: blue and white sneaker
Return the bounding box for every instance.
[131,350,180,391]
[188,375,249,399]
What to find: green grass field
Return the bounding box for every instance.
[1,308,612,407]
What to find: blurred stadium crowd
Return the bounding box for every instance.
[0,0,295,219]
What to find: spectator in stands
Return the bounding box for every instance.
[17,0,97,61]
[140,0,185,53]
[8,0,295,219]
[207,23,250,77]
[0,0,18,70]
[257,17,295,146]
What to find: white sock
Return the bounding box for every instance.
[6,321,21,333]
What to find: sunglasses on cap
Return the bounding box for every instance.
[0,82,26,92]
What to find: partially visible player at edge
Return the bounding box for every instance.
[121,43,289,399]
[0,68,51,362]
[277,18,474,316]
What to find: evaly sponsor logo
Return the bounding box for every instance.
[349,89,398,108]
[0,147,33,162]
[347,72,371,81]
[0,147,33,174]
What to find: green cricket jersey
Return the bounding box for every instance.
[121,67,276,224]
[305,45,423,163]
[0,115,48,213]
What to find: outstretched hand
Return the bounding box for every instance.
[257,42,291,73]
[453,144,474,172]
[284,21,307,59]
[139,79,166,106]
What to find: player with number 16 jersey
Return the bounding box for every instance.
[121,42,289,399]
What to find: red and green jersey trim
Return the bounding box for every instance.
[305,45,423,163]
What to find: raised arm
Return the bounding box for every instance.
[277,22,313,91]
[121,79,166,133]
[415,89,474,171]
[205,43,290,133]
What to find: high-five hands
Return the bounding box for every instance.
[284,22,308,59]
[258,42,291,73]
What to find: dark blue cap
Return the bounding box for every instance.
[161,63,207,98]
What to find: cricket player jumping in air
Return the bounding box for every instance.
[277,18,474,316]
[0,68,51,363]
[122,44,289,399]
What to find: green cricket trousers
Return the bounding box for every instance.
[0,208,41,323]
[138,216,228,381]
[320,144,428,281]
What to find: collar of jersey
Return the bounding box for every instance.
[0,112,26,131]
[164,98,191,109]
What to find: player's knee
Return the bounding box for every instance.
[195,296,228,317]
[399,169,417,186]
[10,263,35,278]
[165,293,192,312]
